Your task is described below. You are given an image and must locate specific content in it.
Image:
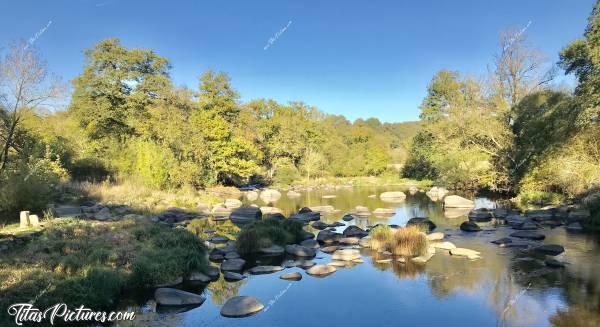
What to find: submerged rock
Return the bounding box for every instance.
[411,252,434,264]
[320,245,339,253]
[534,244,565,256]
[510,231,545,240]
[460,221,481,232]
[155,288,205,306]
[221,296,264,318]
[373,208,396,216]
[468,209,493,222]
[566,222,584,232]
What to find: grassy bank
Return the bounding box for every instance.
[0,217,207,325]
[277,175,433,190]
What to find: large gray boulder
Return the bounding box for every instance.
[154,288,205,306]
[221,258,246,272]
[220,296,264,318]
[444,195,475,208]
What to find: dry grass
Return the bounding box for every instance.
[369,225,428,257]
[69,180,225,212]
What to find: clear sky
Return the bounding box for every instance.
[0,0,595,122]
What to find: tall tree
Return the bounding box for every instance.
[0,42,63,175]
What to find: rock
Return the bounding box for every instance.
[189,272,212,283]
[379,191,406,203]
[432,241,456,250]
[426,232,444,241]
[311,221,332,230]
[534,244,565,256]
[491,238,513,246]
[53,206,83,218]
[155,277,183,288]
[28,214,40,227]
[206,266,220,280]
[220,296,264,318]
[264,213,286,221]
[299,207,312,214]
[339,237,360,245]
[358,238,371,248]
[460,221,481,232]
[320,245,339,253]
[545,259,566,268]
[221,258,246,272]
[566,222,584,232]
[406,218,436,232]
[259,245,284,255]
[208,235,230,244]
[230,207,262,225]
[354,206,371,216]
[225,199,243,209]
[444,207,471,219]
[397,257,406,263]
[224,272,246,281]
[285,244,316,257]
[568,209,590,222]
[377,258,393,263]
[245,191,259,201]
[300,239,320,249]
[322,195,336,199]
[155,288,205,306]
[309,205,336,213]
[526,209,553,220]
[260,189,281,203]
[426,187,448,201]
[373,208,396,216]
[94,207,113,220]
[444,195,474,208]
[411,253,434,264]
[306,264,336,276]
[342,225,369,238]
[211,205,231,219]
[287,190,301,198]
[468,209,493,222]
[248,265,284,275]
[514,221,539,230]
[510,231,545,240]
[290,212,320,224]
[331,249,361,261]
[301,231,315,240]
[328,261,348,267]
[353,258,364,263]
[224,252,240,260]
[505,214,526,227]
[297,260,315,269]
[450,248,481,259]
[19,211,30,228]
[342,214,356,221]
[280,272,302,281]
[317,230,342,244]
[260,206,283,215]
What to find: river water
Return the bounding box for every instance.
[120,186,600,327]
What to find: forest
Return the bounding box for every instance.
[0,2,599,223]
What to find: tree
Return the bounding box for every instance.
[69,38,171,140]
[0,42,64,176]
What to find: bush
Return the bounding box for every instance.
[369,225,428,257]
[236,218,304,254]
[515,190,565,207]
[370,225,393,252]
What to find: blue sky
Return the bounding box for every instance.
[0,0,595,122]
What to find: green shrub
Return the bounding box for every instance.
[515,190,565,207]
[236,218,304,254]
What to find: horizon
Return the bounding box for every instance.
[0,0,595,123]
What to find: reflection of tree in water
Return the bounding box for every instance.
[391,261,424,279]
[208,276,246,305]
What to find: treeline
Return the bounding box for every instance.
[403,1,600,207]
[0,39,419,217]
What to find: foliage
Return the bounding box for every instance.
[236,218,304,254]
[369,225,428,256]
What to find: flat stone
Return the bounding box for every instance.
[221,258,246,272]
[510,231,545,240]
[327,261,348,267]
[534,244,565,256]
[208,235,230,244]
[223,272,246,281]
[566,222,583,232]
[155,288,205,306]
[300,239,320,249]
[426,232,444,241]
[189,272,212,283]
[306,264,336,276]
[339,237,360,245]
[376,258,393,263]
[331,249,361,261]
[450,248,481,259]
[373,208,396,216]
[444,195,474,208]
[259,245,284,255]
[220,296,264,318]
[358,238,371,248]
[248,265,284,275]
[411,252,434,264]
[280,272,302,281]
[285,244,316,257]
[320,245,339,253]
[225,252,240,259]
[432,241,456,250]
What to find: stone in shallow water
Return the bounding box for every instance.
[306,264,336,276]
[259,245,284,255]
[566,222,583,232]
[223,272,246,281]
[280,272,302,281]
[460,221,481,232]
[534,244,565,256]
[221,296,264,318]
[331,249,361,261]
[510,231,545,240]
[248,266,284,275]
[406,218,437,232]
[155,288,205,306]
[285,244,316,257]
[450,248,481,259]
[328,261,347,267]
[432,241,456,251]
[342,214,356,221]
[320,245,339,253]
[189,272,212,283]
[221,258,246,272]
[426,232,444,241]
[411,252,434,264]
[206,266,220,280]
[300,239,320,249]
[343,225,369,238]
[339,237,360,245]
[491,237,512,246]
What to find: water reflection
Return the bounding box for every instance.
[120,186,600,327]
